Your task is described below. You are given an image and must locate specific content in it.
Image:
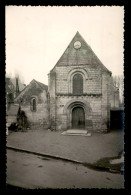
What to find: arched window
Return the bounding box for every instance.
[30,98,36,112]
[73,74,83,95]
[33,99,36,111]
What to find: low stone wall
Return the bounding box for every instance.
[29,122,49,130]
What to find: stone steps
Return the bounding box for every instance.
[61,129,91,136]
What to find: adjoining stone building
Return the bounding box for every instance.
[15,79,49,129]
[48,32,119,132]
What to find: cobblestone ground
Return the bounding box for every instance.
[6,129,124,164]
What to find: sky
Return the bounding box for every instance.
[6,6,124,85]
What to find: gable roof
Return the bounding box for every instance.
[54,31,111,74]
[35,80,48,90]
[14,79,48,101]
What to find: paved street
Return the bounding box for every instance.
[7,149,124,189]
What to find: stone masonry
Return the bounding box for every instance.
[15,79,49,129]
[48,32,119,132]
[14,32,119,132]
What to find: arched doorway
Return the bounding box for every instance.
[72,107,85,129]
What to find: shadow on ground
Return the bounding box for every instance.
[86,155,124,174]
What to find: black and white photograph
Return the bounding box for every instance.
[6,6,124,189]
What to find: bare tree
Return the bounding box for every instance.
[14,71,25,85]
[6,71,26,97]
[6,71,25,84]
[113,75,124,105]
[6,72,13,79]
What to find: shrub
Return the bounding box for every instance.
[8,122,18,131]
[17,106,30,130]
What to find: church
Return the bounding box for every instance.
[15,32,119,132]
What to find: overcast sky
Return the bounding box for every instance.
[6,6,124,85]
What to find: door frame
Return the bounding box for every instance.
[63,99,92,130]
[71,105,85,129]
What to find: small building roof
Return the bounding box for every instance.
[34,79,48,90]
[14,79,48,102]
[7,104,19,116]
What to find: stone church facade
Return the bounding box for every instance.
[48,32,119,132]
[14,32,119,132]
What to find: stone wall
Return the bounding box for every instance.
[101,72,111,131]
[55,95,102,131]
[20,101,49,129]
[48,70,56,130]
[55,65,102,95]
[15,81,49,129]
[7,115,17,124]
[49,64,113,132]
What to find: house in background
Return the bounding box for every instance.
[14,79,49,129]
[6,78,15,110]
[6,77,26,134]
[6,77,26,109]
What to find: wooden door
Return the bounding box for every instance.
[72,107,85,129]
